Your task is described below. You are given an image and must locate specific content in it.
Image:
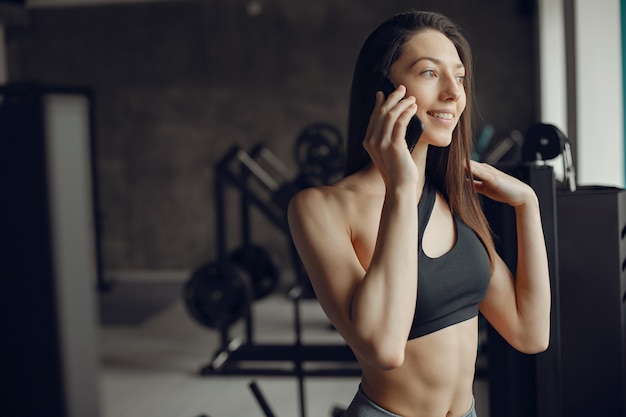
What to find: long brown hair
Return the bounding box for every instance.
[345,10,495,265]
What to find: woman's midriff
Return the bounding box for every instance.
[359,317,479,417]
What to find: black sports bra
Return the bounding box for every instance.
[408,180,491,340]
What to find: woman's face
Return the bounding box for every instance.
[388,29,466,149]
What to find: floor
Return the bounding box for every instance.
[97,276,490,417]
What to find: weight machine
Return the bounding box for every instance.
[184,126,358,417]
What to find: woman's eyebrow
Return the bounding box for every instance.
[409,56,465,70]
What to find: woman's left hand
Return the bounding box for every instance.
[469,160,536,207]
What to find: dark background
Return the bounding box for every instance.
[4,0,538,277]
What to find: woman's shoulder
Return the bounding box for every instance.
[288,175,375,224]
[288,182,351,218]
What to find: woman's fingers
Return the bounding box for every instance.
[470,160,535,206]
[366,87,416,150]
[361,85,419,185]
[394,99,418,137]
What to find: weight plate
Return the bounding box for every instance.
[229,245,279,300]
[294,123,344,181]
[183,262,254,329]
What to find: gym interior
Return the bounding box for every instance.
[1,1,625,416]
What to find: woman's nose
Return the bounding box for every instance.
[440,75,461,101]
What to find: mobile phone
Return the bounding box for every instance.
[380,76,423,151]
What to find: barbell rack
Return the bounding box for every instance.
[201,143,359,417]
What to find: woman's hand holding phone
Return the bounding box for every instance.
[380,76,423,152]
[362,79,421,188]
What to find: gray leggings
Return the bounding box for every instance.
[342,385,477,417]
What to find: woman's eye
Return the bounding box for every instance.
[456,75,465,84]
[422,69,436,78]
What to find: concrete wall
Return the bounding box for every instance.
[5,0,538,276]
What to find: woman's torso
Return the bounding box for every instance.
[330,174,480,417]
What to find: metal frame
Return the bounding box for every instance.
[203,144,360,417]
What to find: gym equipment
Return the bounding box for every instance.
[229,244,280,300]
[183,142,300,330]
[249,381,277,417]
[556,187,626,416]
[523,123,576,192]
[186,138,358,417]
[183,245,279,329]
[248,380,346,417]
[481,129,524,165]
[294,123,344,184]
[183,244,280,329]
[183,262,254,329]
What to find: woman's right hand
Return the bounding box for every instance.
[362,84,419,187]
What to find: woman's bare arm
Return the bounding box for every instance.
[472,161,551,353]
[288,182,418,369]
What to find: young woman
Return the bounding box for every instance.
[288,10,550,417]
